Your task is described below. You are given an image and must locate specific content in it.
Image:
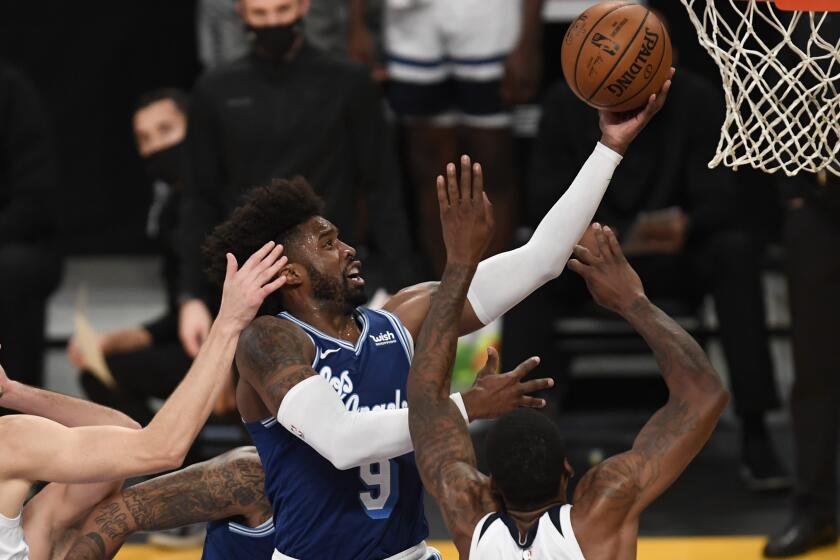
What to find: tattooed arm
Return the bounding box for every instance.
[408,158,497,558]
[63,447,272,560]
[568,225,729,553]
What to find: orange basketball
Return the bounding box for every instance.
[561,2,672,113]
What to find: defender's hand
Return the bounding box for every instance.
[461,348,554,421]
[216,241,288,332]
[437,155,495,267]
[598,67,675,155]
[568,224,646,315]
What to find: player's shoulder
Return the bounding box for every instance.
[571,451,645,539]
[237,315,314,364]
[383,281,439,310]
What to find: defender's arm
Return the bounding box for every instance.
[64,447,270,560]
[569,226,728,539]
[408,162,498,558]
[0,242,287,485]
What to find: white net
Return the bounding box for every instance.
[680,0,840,176]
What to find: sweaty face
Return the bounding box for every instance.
[295,217,367,310]
[133,99,187,158]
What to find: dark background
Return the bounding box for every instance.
[0,0,766,255]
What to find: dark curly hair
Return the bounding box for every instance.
[203,177,324,313]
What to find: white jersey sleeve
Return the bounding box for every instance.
[0,511,29,560]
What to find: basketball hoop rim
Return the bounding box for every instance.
[748,0,840,12]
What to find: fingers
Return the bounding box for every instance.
[472,162,484,200]
[567,258,587,276]
[460,155,472,199]
[241,240,276,272]
[446,162,459,205]
[256,256,288,287]
[572,244,598,266]
[518,377,555,394]
[603,226,625,262]
[261,274,288,298]
[510,356,540,379]
[520,396,547,409]
[436,175,448,209]
[594,226,611,262]
[482,346,500,377]
[225,253,238,281]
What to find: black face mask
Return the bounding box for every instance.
[143,142,184,185]
[248,19,303,62]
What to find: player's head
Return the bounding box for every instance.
[203,178,367,315]
[486,409,573,511]
[133,88,189,185]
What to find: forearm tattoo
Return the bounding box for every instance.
[407,264,492,532]
[64,449,271,560]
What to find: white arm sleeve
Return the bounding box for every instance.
[467,142,622,324]
[277,376,469,470]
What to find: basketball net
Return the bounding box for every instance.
[680,0,839,177]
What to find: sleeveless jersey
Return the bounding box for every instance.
[469,505,586,560]
[201,517,275,559]
[0,511,28,560]
[244,308,428,559]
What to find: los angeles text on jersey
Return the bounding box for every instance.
[319,365,408,412]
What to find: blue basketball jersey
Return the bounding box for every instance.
[244,307,428,559]
[201,517,275,560]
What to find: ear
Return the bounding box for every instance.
[488,476,505,511]
[564,458,575,479]
[299,0,312,17]
[282,262,305,287]
[235,0,245,20]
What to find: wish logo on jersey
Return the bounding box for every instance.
[370,330,397,346]
[320,365,408,412]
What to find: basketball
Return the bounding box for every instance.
[561,2,672,112]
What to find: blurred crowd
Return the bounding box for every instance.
[0,0,837,556]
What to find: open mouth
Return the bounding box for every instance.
[345,261,365,286]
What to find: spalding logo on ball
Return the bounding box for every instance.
[561,1,672,112]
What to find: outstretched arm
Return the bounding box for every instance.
[568,226,728,540]
[0,367,139,431]
[408,159,499,558]
[64,447,271,560]
[0,242,287,485]
[387,70,675,337]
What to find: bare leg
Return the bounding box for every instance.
[459,125,518,258]
[404,123,458,276]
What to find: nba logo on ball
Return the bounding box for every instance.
[561,2,672,113]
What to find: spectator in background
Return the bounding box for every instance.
[69,89,200,427]
[504,67,790,491]
[197,0,381,69]
[0,60,62,390]
[764,171,840,557]
[178,0,415,358]
[349,0,544,275]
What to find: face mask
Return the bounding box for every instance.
[143,142,184,185]
[248,19,303,62]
